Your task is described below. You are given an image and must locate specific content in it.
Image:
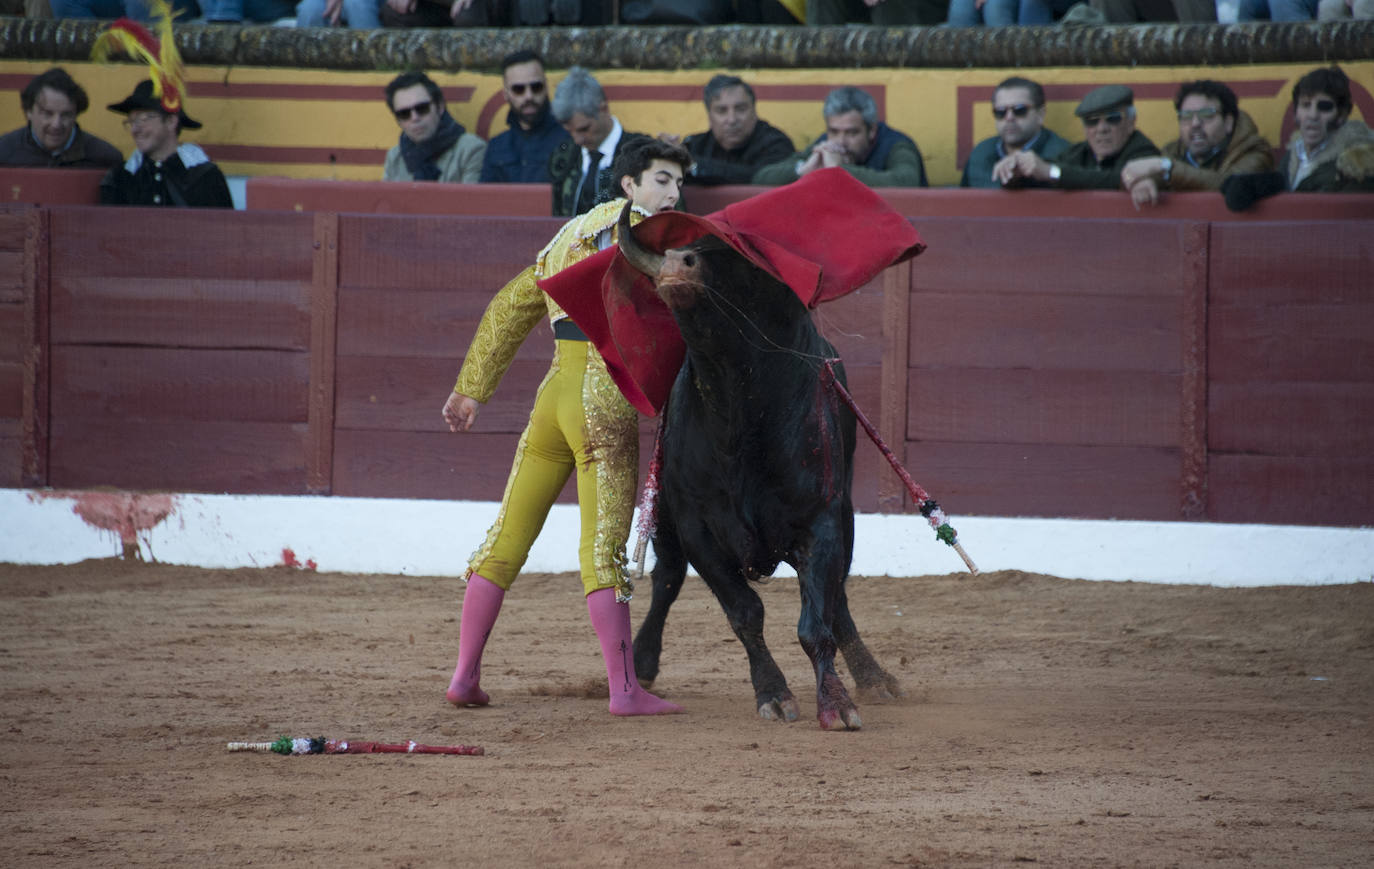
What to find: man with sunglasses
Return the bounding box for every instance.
[1119,80,1274,208]
[382,71,487,184]
[961,76,1070,189]
[480,50,570,184]
[995,84,1159,190]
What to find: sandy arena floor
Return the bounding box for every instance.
[1,560,1371,868]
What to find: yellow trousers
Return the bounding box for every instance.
[467,338,640,599]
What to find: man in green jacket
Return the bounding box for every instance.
[752,86,927,188]
[994,84,1159,190]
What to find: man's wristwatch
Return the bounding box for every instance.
[1159,157,1173,183]
[1048,164,1061,182]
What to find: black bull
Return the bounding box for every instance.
[617,208,903,730]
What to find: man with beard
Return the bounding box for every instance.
[961,76,1070,189]
[382,71,487,184]
[480,50,571,184]
[99,79,232,208]
[667,74,795,187]
[995,84,1159,190]
[752,86,928,188]
[1120,80,1274,208]
[0,67,123,170]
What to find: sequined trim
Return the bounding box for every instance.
[581,351,640,602]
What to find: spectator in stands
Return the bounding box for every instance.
[547,66,652,216]
[380,0,504,26]
[1278,66,1373,191]
[0,67,123,170]
[202,0,295,20]
[513,0,580,23]
[1237,0,1314,18]
[1093,0,1215,19]
[382,71,486,184]
[1221,66,1374,208]
[945,0,1017,26]
[296,0,382,27]
[961,76,1070,188]
[49,0,200,18]
[1317,0,1373,18]
[480,50,570,184]
[1120,80,1274,208]
[994,84,1159,190]
[664,74,795,187]
[809,0,948,25]
[100,79,232,208]
[752,85,928,188]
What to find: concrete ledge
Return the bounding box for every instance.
[2,19,1372,72]
[2,488,1369,587]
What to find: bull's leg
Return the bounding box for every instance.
[697,566,800,722]
[632,513,688,688]
[832,584,904,701]
[796,514,862,731]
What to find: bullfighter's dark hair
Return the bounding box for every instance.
[1291,66,1351,117]
[994,76,1046,109]
[611,138,691,186]
[702,74,755,109]
[500,49,544,72]
[22,67,89,115]
[1174,80,1239,120]
[384,71,444,113]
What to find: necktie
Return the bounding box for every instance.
[575,148,603,214]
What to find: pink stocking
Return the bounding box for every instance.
[446,574,505,707]
[586,588,684,716]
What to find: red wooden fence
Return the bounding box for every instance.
[1,187,1371,527]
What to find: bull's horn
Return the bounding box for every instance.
[616,200,663,278]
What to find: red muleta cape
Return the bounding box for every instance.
[537,167,926,416]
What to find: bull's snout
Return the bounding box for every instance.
[655,249,703,310]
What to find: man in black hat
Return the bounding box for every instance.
[100,79,233,209]
[993,84,1160,190]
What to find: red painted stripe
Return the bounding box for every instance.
[187,83,476,103]
[205,144,386,166]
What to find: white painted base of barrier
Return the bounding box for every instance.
[1,488,1370,587]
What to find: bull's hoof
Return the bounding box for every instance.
[817,706,863,731]
[758,695,802,722]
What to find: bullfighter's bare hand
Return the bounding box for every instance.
[443,392,480,433]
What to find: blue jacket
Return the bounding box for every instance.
[480,105,571,184]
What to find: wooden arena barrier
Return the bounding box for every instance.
[246,178,553,217]
[3,201,1372,526]
[0,169,105,207]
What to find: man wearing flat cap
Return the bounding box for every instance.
[994,84,1159,190]
[100,79,233,209]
